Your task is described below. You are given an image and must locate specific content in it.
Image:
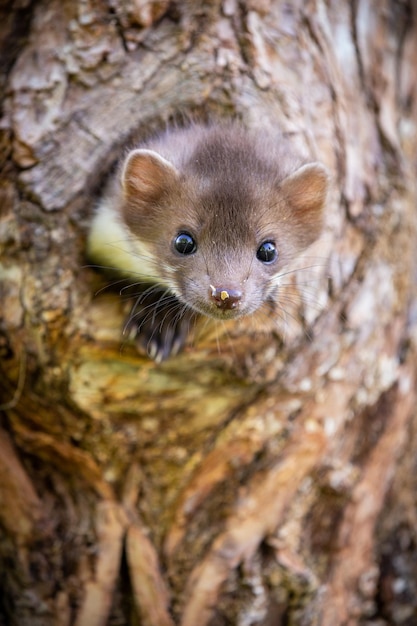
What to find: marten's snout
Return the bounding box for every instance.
[209,285,242,310]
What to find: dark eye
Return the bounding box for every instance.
[174,232,197,255]
[256,241,278,264]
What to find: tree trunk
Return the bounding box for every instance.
[1,1,417,625]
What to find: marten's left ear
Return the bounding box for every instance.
[280,162,329,217]
[122,149,179,203]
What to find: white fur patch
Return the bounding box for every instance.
[88,200,163,284]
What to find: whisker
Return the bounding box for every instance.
[275,264,327,281]
[93,278,134,297]
[123,291,177,335]
[85,262,158,280]
[276,287,328,306]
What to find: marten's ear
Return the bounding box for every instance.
[279,162,329,247]
[280,162,329,218]
[122,149,179,202]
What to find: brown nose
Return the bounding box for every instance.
[209,285,242,310]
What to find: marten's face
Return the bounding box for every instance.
[149,186,283,320]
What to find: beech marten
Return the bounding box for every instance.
[88,122,329,362]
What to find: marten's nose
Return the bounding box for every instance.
[209,285,242,310]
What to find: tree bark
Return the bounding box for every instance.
[1,1,417,625]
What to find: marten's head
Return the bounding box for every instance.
[120,124,329,320]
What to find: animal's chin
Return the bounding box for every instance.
[186,301,258,320]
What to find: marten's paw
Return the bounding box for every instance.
[124,290,195,362]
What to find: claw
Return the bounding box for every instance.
[124,290,196,361]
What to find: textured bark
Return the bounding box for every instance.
[1,1,417,625]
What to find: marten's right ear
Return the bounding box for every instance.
[122,149,179,202]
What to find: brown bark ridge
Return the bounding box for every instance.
[1,1,417,624]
